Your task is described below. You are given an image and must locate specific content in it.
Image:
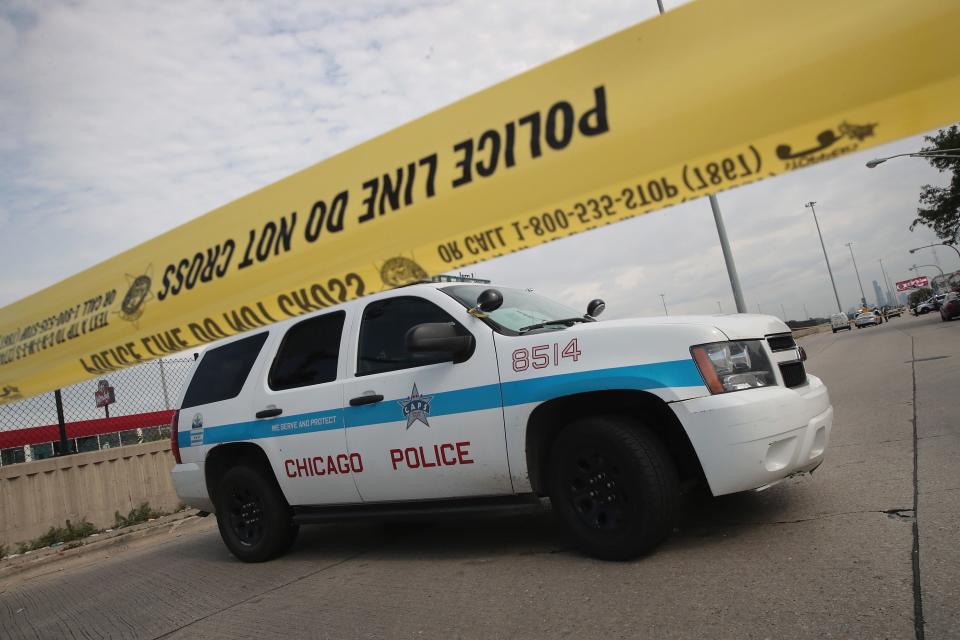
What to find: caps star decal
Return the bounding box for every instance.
[398,383,433,429]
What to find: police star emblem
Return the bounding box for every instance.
[398,383,433,429]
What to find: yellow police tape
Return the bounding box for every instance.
[2,0,959,403]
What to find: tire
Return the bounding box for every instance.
[831,329,836,333]
[214,464,299,562]
[547,416,679,561]
[920,308,929,315]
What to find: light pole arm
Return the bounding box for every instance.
[911,264,946,278]
[910,243,960,264]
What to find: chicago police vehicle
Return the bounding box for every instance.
[170,283,832,561]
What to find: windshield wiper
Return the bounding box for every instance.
[517,317,591,333]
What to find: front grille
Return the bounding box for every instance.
[779,361,807,387]
[766,333,796,352]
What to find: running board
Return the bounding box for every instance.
[292,494,546,524]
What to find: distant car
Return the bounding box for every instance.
[940,292,960,321]
[883,306,903,318]
[916,294,946,315]
[830,312,851,333]
[854,312,880,328]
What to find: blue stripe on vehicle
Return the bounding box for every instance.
[178,407,344,448]
[344,383,502,428]
[178,359,702,448]
[502,359,703,406]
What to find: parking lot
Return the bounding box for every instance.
[1,312,957,639]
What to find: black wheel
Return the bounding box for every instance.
[215,465,299,562]
[831,329,836,333]
[548,416,679,560]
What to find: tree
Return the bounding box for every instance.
[908,287,934,306]
[910,125,960,243]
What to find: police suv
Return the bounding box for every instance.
[170,283,832,561]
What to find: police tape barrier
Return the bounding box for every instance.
[1,0,959,403]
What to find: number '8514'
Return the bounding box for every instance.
[512,339,582,372]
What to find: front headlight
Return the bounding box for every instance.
[691,340,775,394]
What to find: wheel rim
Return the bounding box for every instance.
[226,483,265,547]
[561,446,631,531]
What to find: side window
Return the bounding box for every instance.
[181,333,268,409]
[357,296,468,376]
[269,311,346,390]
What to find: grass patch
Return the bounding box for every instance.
[14,518,98,554]
[113,502,166,529]
[1,502,178,561]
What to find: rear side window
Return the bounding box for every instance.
[269,311,346,390]
[181,333,268,409]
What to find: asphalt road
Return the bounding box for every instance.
[1,312,957,639]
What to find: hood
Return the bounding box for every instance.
[588,314,791,340]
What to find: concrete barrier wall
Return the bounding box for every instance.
[0,440,181,547]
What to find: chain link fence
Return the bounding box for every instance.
[0,358,195,466]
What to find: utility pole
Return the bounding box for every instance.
[656,0,746,314]
[780,303,787,322]
[717,301,722,313]
[803,303,810,319]
[659,293,668,316]
[845,242,867,306]
[805,202,843,313]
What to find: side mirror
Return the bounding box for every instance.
[406,323,474,361]
[475,289,504,313]
[587,299,606,318]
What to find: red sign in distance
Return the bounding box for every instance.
[94,379,116,408]
[895,276,930,292]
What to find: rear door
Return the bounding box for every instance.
[341,290,512,502]
[252,310,362,506]
[177,332,269,465]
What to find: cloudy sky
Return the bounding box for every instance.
[0,0,955,323]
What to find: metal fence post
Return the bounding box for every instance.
[54,389,70,456]
[158,358,171,410]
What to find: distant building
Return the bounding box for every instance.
[872,280,885,307]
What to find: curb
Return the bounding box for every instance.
[0,509,206,581]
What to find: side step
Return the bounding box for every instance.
[292,494,546,525]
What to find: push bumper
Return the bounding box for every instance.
[670,374,832,496]
[171,462,214,512]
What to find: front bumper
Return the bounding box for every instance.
[670,374,832,496]
[171,462,214,512]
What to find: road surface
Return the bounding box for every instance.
[1,312,957,639]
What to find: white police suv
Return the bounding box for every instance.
[170,283,832,561]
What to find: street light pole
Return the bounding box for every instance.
[845,242,867,305]
[866,148,960,168]
[805,202,843,313]
[910,264,945,294]
[911,263,945,278]
[909,242,960,265]
[659,293,668,316]
[656,0,746,314]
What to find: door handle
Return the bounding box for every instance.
[349,393,384,406]
[255,407,283,419]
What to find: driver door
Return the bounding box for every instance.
[341,290,513,502]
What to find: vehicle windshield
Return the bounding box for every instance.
[442,285,585,334]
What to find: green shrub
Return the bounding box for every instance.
[14,518,98,553]
[113,502,165,529]
[32,519,97,549]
